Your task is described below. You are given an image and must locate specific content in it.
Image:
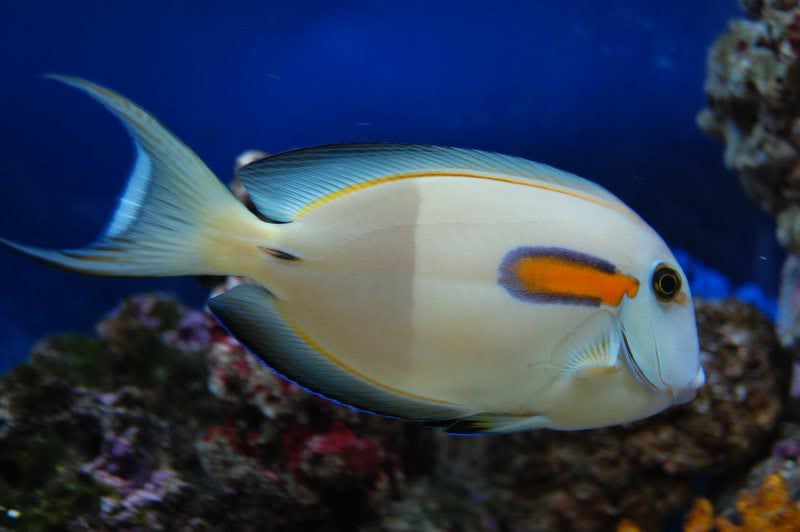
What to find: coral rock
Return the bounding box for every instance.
[693,473,800,532]
[477,299,788,531]
[699,0,800,348]
[778,254,800,349]
[684,498,714,532]
[699,1,800,220]
[0,289,788,530]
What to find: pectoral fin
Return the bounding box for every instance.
[551,311,622,378]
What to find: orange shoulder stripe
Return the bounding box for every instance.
[498,247,639,307]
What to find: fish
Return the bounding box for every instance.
[0,77,705,434]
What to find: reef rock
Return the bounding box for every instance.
[698,0,800,220]
[0,295,221,530]
[453,299,789,531]
[0,289,788,530]
[698,0,800,352]
[709,422,800,528]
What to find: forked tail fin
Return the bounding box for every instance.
[1,76,273,278]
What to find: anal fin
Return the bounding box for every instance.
[442,413,551,435]
[208,284,475,423]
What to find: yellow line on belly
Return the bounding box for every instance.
[280,307,457,405]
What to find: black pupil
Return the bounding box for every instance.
[655,268,679,297]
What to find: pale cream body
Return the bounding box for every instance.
[3,78,697,432]
[242,176,675,427]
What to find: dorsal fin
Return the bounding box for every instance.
[236,143,631,222]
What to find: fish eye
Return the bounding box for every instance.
[652,264,681,302]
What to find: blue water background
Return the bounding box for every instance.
[0,1,780,371]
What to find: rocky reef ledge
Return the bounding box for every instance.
[0,285,791,531]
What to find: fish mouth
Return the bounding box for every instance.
[672,368,706,404]
[620,327,657,391]
[672,386,697,405]
[620,327,704,405]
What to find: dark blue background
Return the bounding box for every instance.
[0,1,778,370]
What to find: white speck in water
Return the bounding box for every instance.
[7,509,20,519]
[735,385,748,401]
[101,497,115,514]
[759,255,767,260]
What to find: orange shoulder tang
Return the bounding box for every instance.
[498,247,639,307]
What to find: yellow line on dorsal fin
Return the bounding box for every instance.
[295,170,639,221]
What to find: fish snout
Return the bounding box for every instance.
[671,367,705,405]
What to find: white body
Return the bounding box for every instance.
[2,77,703,433]
[253,176,676,427]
